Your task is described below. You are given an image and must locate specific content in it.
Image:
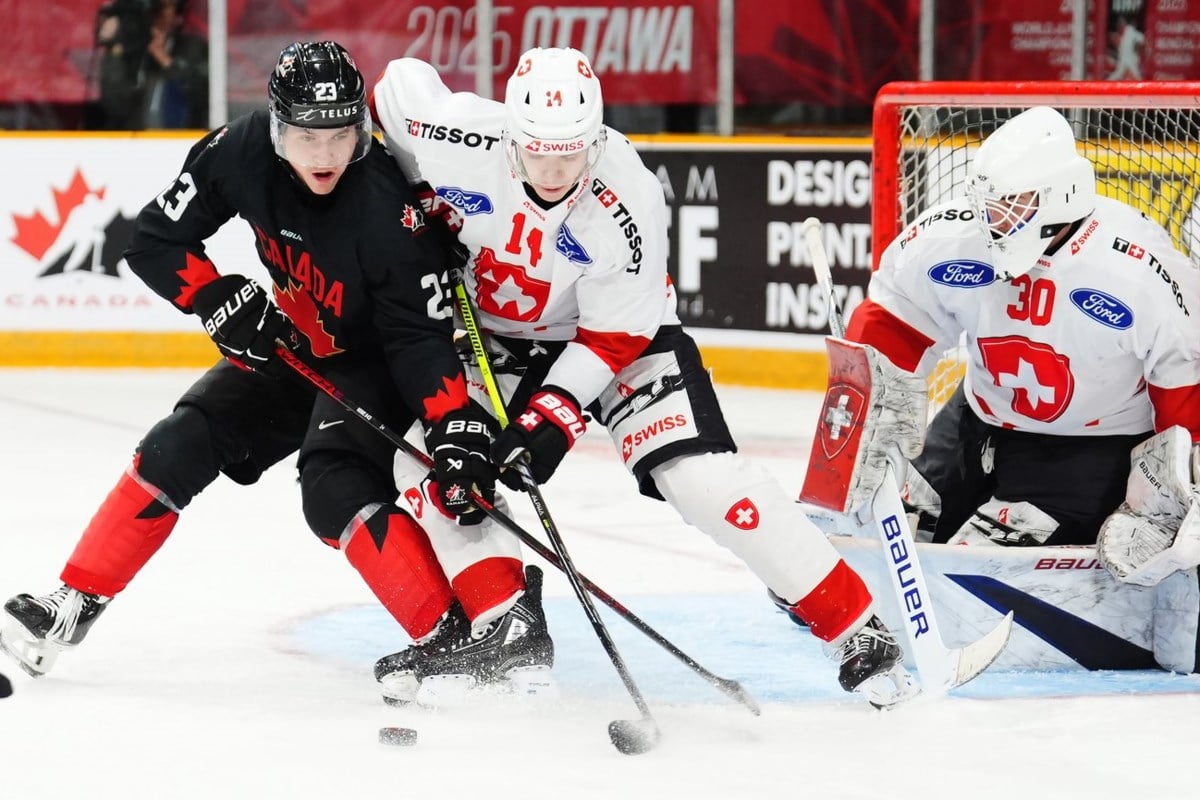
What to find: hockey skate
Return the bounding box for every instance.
[833,615,919,708]
[375,565,555,708]
[0,585,110,677]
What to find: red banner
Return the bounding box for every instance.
[8,1,1200,108]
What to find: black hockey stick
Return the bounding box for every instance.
[456,280,661,753]
[276,348,758,726]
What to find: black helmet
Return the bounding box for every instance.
[267,41,372,166]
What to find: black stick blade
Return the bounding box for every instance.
[608,718,660,755]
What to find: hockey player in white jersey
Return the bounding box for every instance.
[842,107,1200,587]
[369,47,915,706]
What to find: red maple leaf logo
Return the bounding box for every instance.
[10,169,103,260]
[422,374,469,422]
[175,253,220,310]
[274,279,343,358]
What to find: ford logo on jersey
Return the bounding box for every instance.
[556,225,592,265]
[928,260,995,287]
[435,187,494,215]
[1070,288,1133,329]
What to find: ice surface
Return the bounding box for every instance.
[1,368,1196,800]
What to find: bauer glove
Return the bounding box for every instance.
[191,274,296,375]
[492,386,586,489]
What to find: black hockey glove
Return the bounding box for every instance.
[191,274,296,376]
[426,405,497,525]
[491,386,586,490]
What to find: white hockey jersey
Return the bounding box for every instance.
[851,197,1200,438]
[371,58,678,409]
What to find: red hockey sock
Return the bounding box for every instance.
[343,509,456,640]
[60,463,179,598]
[791,559,873,642]
[451,556,526,624]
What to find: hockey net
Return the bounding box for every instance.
[872,81,1200,419]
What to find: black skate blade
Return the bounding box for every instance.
[608,718,660,755]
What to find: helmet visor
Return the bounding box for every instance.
[271,116,372,168]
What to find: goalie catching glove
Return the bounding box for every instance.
[191,274,297,375]
[492,386,585,489]
[425,406,497,525]
[1098,426,1200,587]
[800,339,928,515]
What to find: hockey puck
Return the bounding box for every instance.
[0,672,11,699]
[378,726,418,746]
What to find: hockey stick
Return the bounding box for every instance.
[451,280,660,754]
[802,217,1012,692]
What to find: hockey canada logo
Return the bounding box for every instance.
[724,498,760,531]
[399,204,425,232]
[9,168,135,278]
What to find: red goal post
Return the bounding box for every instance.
[871,81,1200,415]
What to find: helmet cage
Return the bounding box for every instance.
[965,107,1096,280]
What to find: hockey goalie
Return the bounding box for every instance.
[800,106,1200,674]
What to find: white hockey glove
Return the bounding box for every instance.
[1098,426,1200,587]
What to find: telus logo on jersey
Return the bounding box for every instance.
[405,119,501,150]
[928,260,995,287]
[556,225,592,265]
[590,178,643,274]
[435,187,493,215]
[1069,288,1133,329]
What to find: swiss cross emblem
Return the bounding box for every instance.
[400,204,425,231]
[724,498,759,531]
[404,486,424,518]
[818,384,866,458]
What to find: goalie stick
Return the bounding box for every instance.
[452,279,660,755]
[801,216,1013,693]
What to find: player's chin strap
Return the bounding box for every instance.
[801,216,1014,693]
[450,276,662,754]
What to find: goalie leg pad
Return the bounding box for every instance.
[946,497,1060,547]
[653,451,873,640]
[1151,567,1200,673]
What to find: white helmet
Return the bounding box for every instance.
[966,106,1096,279]
[503,47,607,183]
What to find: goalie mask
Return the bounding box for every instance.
[503,47,607,196]
[965,106,1096,280]
[267,41,372,169]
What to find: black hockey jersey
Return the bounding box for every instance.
[124,110,469,422]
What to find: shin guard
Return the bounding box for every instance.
[341,506,456,640]
[60,461,180,598]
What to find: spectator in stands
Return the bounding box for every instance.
[96,0,208,129]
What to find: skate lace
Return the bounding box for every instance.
[838,626,896,666]
[32,587,84,642]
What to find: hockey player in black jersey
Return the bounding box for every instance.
[0,42,551,702]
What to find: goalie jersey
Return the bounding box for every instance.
[849,197,1200,440]
[370,58,678,409]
